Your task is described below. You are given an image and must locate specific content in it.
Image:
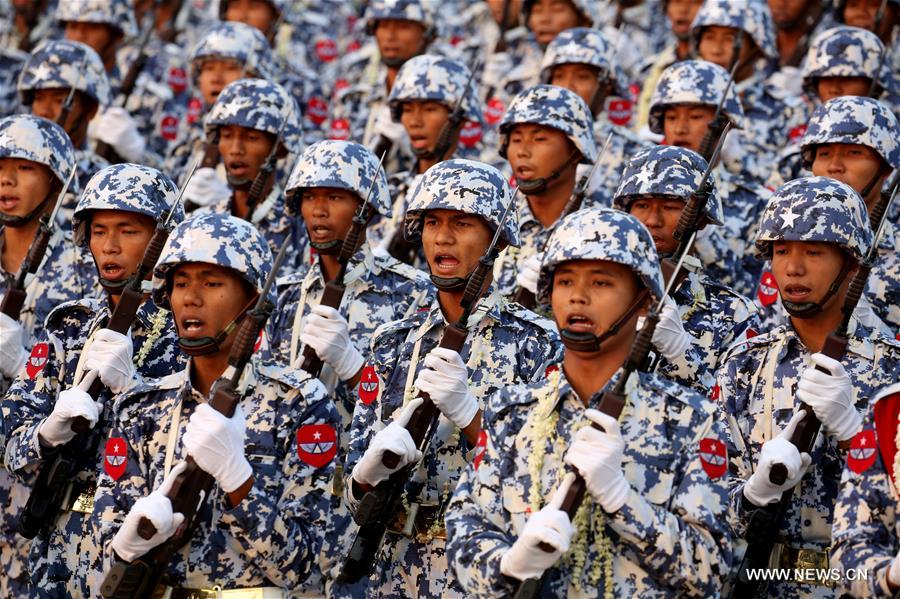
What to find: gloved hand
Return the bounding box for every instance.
[91,107,147,163]
[414,347,478,430]
[564,409,630,513]
[352,397,424,488]
[0,312,28,378]
[651,295,693,360]
[372,104,407,143]
[889,548,900,589]
[796,353,861,442]
[743,410,812,507]
[38,370,102,448]
[515,254,541,295]
[182,166,231,208]
[111,461,187,561]
[82,329,136,394]
[482,51,512,90]
[500,472,576,582]
[182,403,252,493]
[299,305,365,381]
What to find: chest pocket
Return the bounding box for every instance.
[623,452,676,507]
[502,482,532,538]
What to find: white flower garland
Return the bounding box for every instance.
[135,308,169,368]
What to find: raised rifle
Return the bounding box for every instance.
[56,55,88,128]
[696,59,738,162]
[243,104,292,221]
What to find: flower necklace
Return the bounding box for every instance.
[135,308,169,368]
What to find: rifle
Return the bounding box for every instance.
[728,176,898,599]
[298,151,386,377]
[99,235,292,599]
[0,165,77,320]
[56,55,88,128]
[512,132,613,308]
[696,59,739,162]
[338,189,518,583]
[243,105,291,221]
[14,155,197,540]
[494,0,513,53]
[157,0,186,43]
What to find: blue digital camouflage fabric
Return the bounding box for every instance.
[0,47,25,118]
[18,39,111,109]
[54,0,137,39]
[0,113,76,189]
[594,0,672,81]
[365,0,434,34]
[388,54,482,124]
[802,26,889,97]
[446,366,731,597]
[188,21,276,83]
[648,59,745,135]
[539,27,629,97]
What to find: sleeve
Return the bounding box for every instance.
[656,342,714,395]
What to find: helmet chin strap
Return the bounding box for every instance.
[0,189,55,228]
[859,165,887,200]
[516,151,581,195]
[177,295,257,356]
[310,239,342,254]
[560,289,650,352]
[226,173,252,190]
[782,257,853,319]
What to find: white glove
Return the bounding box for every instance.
[82,329,136,394]
[720,129,745,171]
[414,347,478,430]
[372,104,407,143]
[182,403,252,493]
[888,549,900,589]
[38,370,102,448]
[0,312,28,378]
[500,472,576,582]
[796,353,861,442]
[652,295,693,360]
[743,410,812,507]
[181,167,231,208]
[515,254,541,295]
[91,107,147,163]
[352,397,424,488]
[111,461,188,561]
[482,51,512,89]
[299,304,365,381]
[564,409,630,513]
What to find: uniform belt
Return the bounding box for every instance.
[165,586,284,599]
[386,501,446,542]
[774,543,833,587]
[64,480,96,514]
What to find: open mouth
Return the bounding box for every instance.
[100,262,128,281]
[565,313,595,332]
[226,161,249,178]
[782,284,812,302]
[0,195,20,211]
[434,254,460,273]
[409,134,430,150]
[515,165,536,179]
[180,317,205,336]
[309,223,334,242]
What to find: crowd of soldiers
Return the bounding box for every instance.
[0,0,898,597]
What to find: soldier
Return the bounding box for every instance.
[445,207,731,596]
[717,176,900,598]
[343,159,560,597]
[1,0,60,53]
[453,0,530,76]
[593,0,671,83]
[769,0,834,74]
[835,0,899,46]
[90,212,339,597]
[1,163,184,597]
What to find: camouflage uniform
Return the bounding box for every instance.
[1,164,184,598]
[89,212,339,596]
[343,159,561,598]
[446,207,731,597]
[594,0,671,82]
[0,47,25,118]
[0,0,60,54]
[718,177,900,598]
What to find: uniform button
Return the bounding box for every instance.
[803,519,811,527]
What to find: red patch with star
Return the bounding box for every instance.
[459,120,482,148]
[358,365,379,405]
[315,38,338,62]
[474,430,488,470]
[329,118,350,140]
[757,271,779,307]
[699,437,727,479]
[104,437,127,481]
[186,97,203,125]
[710,385,720,401]
[254,329,265,353]
[306,96,329,125]
[168,67,188,94]
[296,424,337,468]
[333,79,350,96]
[847,429,877,474]
[160,115,179,141]
[746,328,758,339]
[26,342,49,379]
[606,98,633,127]
[484,98,505,126]
[788,125,807,142]
[874,392,900,485]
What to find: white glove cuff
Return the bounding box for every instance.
[351,458,382,488]
[500,548,528,581]
[832,409,862,443]
[333,344,365,382]
[111,534,141,563]
[660,329,692,361]
[742,477,779,507]
[455,392,480,430]
[597,472,629,513]
[219,456,253,494]
[1,346,28,378]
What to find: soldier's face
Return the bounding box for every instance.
[88,210,156,285]
[486,0,523,26]
[0,158,54,219]
[843,0,884,30]
[197,59,244,106]
[224,0,278,35]
[771,240,852,308]
[219,125,276,182]
[628,196,686,255]
[507,124,574,183]
[300,187,360,245]
[768,0,812,29]
[698,26,755,72]
[662,104,715,152]
[527,0,586,45]
[811,143,886,204]
[31,88,93,135]
[549,64,601,107]
[64,21,117,56]
[815,76,873,102]
[374,20,427,64]
[400,101,451,154]
[422,209,494,282]
[667,0,704,40]
[169,262,256,355]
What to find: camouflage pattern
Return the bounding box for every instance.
[54,0,137,39]
[365,0,434,34]
[387,54,482,124]
[0,47,25,119]
[498,84,598,164]
[802,26,888,97]
[0,113,76,187]
[690,0,778,61]
[867,222,900,331]
[647,59,745,135]
[593,0,672,81]
[18,39,111,108]
[539,27,629,97]
[446,366,731,597]
[187,21,276,84]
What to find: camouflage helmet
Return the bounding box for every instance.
[0,114,76,188]
[285,140,391,218]
[499,84,597,163]
[613,145,723,225]
[55,0,138,39]
[387,54,482,124]
[188,22,276,84]
[365,0,434,36]
[522,0,599,26]
[802,26,887,96]
[648,60,745,134]
[537,207,664,305]
[404,159,519,246]
[800,96,900,170]
[72,164,183,246]
[204,78,302,155]
[152,212,275,310]
[18,40,111,108]
[539,27,628,97]
[755,176,872,261]
[691,0,777,60]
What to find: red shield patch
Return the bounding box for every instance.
[710,384,720,401]
[254,329,265,353]
[104,437,127,481]
[545,364,559,378]
[699,437,727,479]
[847,429,877,474]
[485,98,505,126]
[160,115,179,141]
[788,125,807,142]
[186,97,203,125]
[26,342,49,379]
[757,271,779,307]
[346,40,361,53]
[334,79,350,95]
[296,424,337,468]
[473,430,488,470]
[315,38,338,62]
[459,120,482,148]
[329,118,350,140]
[606,98,633,127]
[358,365,379,405]
[306,96,328,126]
[168,67,188,94]
[746,328,758,339]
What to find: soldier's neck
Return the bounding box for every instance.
[675,38,690,60]
[231,177,274,220]
[526,177,578,228]
[775,26,807,67]
[438,289,465,324]
[563,343,630,407]
[190,353,229,397]
[318,252,341,282]
[386,67,400,93]
[789,301,846,354]
[0,218,40,275]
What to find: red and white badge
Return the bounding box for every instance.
[160,115,179,141]
[458,120,482,148]
[254,329,266,353]
[306,96,329,126]
[484,98,505,127]
[757,271,779,307]
[329,118,350,140]
[709,384,720,401]
[545,364,560,378]
[788,125,807,142]
[26,342,49,379]
[358,365,379,405]
[847,429,877,474]
[186,97,203,125]
[333,79,350,95]
[168,67,188,95]
[473,430,488,470]
[699,437,727,479]
[606,98,633,127]
[296,424,337,468]
[746,327,758,339]
[104,437,127,481]
[315,38,338,63]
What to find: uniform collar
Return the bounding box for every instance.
[305,241,377,290]
[783,317,877,361]
[546,364,638,414]
[417,284,505,339]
